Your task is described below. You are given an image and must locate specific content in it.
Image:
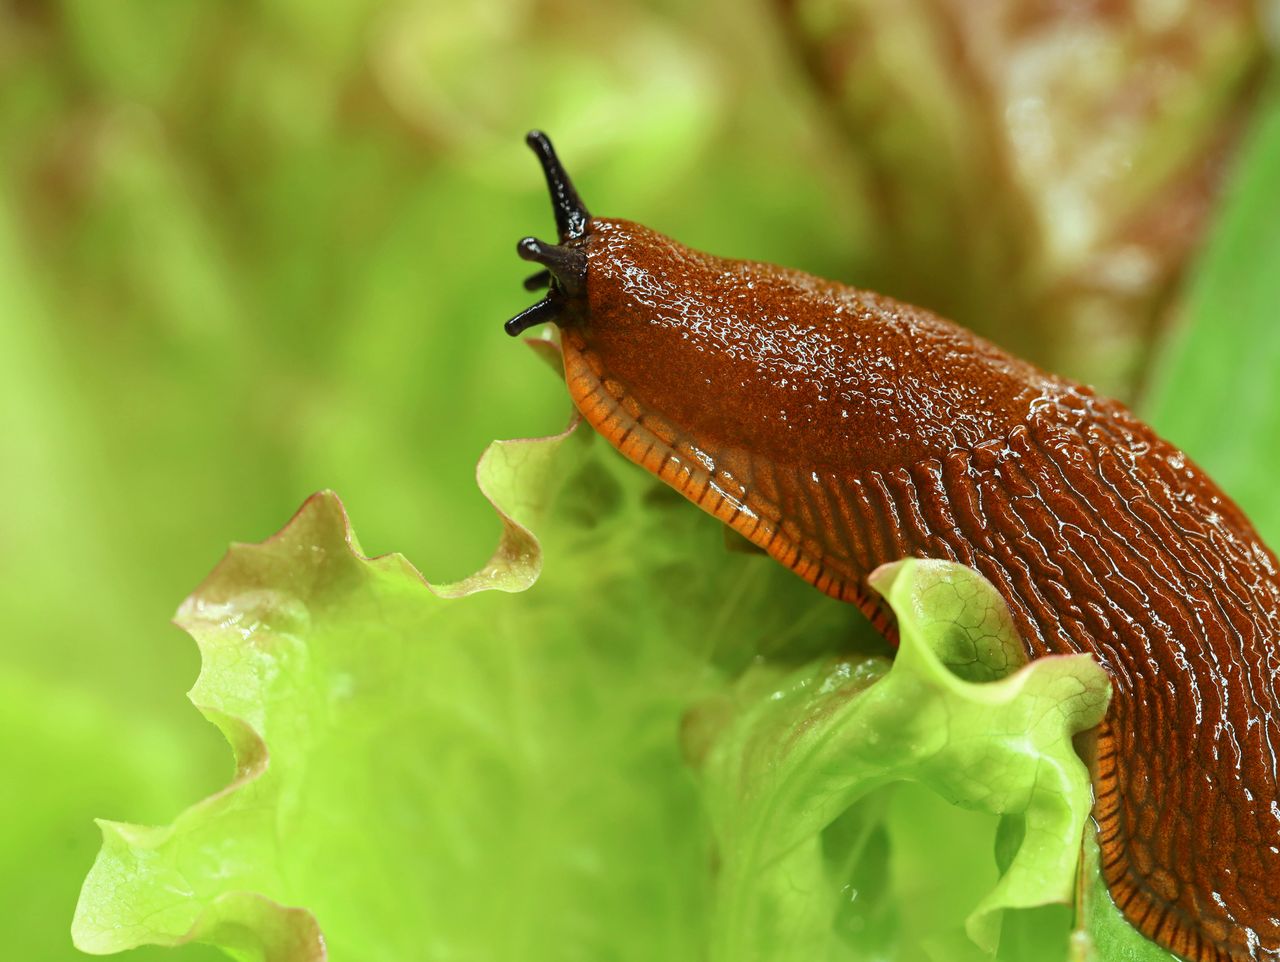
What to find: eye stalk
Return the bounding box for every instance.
[505,131,592,338]
[525,129,590,241]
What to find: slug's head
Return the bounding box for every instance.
[504,131,591,337]
[507,131,1048,481]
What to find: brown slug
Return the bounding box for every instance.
[504,131,1280,962]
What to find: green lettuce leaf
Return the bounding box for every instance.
[74,400,1177,962]
[73,414,864,961]
[698,557,1110,962]
[72,419,589,959]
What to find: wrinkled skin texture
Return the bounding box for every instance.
[555,217,1280,961]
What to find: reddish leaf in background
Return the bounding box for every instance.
[777,0,1266,397]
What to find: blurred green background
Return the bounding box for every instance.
[1,1,1277,960]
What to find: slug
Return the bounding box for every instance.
[504,131,1280,962]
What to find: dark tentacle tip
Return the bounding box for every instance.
[505,297,559,338]
[517,237,545,262]
[525,129,554,158]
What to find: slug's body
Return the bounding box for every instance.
[507,132,1280,961]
